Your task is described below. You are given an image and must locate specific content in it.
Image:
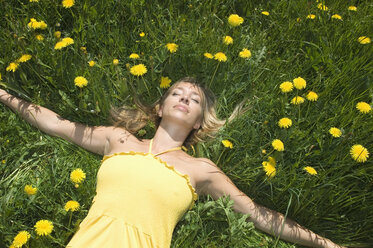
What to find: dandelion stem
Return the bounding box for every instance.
[216,149,225,166]
[141,77,150,95]
[209,62,220,88]
[68,211,72,228]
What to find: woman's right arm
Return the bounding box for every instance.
[0,88,119,155]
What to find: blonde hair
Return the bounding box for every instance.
[109,77,245,146]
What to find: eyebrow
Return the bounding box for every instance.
[175,87,201,97]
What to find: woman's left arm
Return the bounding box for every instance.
[198,160,345,248]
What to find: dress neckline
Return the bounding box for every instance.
[148,139,182,156]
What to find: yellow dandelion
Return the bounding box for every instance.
[272,139,284,151]
[291,96,305,105]
[2,160,5,164]
[331,14,342,20]
[279,81,293,93]
[262,161,276,178]
[228,14,244,27]
[160,76,171,89]
[293,77,306,90]
[62,37,74,46]
[17,54,32,63]
[348,6,357,11]
[24,185,37,195]
[221,140,233,149]
[239,48,251,58]
[62,0,75,8]
[223,36,233,45]
[261,149,267,154]
[54,31,61,39]
[350,144,369,163]
[278,117,292,129]
[64,200,80,212]
[75,184,79,188]
[306,91,318,101]
[214,52,227,62]
[112,58,119,65]
[130,64,147,76]
[296,17,301,22]
[358,36,371,45]
[12,231,30,248]
[29,0,39,2]
[139,32,145,37]
[307,14,316,19]
[204,52,213,59]
[129,53,140,59]
[34,220,53,236]
[74,76,88,88]
[88,60,95,67]
[6,62,19,72]
[304,166,317,175]
[261,11,270,16]
[70,168,86,183]
[165,43,178,53]
[80,46,87,54]
[35,34,44,41]
[27,18,47,30]
[317,3,328,11]
[329,127,342,138]
[356,102,371,113]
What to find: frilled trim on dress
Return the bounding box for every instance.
[102,151,198,210]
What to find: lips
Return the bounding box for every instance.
[174,104,189,113]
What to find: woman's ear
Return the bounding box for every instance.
[158,108,163,117]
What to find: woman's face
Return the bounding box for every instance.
[159,82,203,130]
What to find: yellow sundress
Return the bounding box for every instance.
[66,139,198,248]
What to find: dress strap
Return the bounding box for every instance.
[148,139,182,157]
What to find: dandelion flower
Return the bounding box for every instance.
[88,60,95,67]
[6,62,19,72]
[139,32,145,37]
[222,140,233,149]
[317,3,328,11]
[279,81,293,93]
[350,144,369,163]
[306,91,318,101]
[261,11,269,16]
[165,43,178,53]
[24,185,37,195]
[272,139,284,151]
[278,117,292,128]
[34,220,53,236]
[348,6,357,11]
[356,102,371,113]
[74,76,88,88]
[228,14,244,27]
[293,77,306,89]
[304,166,317,175]
[27,18,47,30]
[112,59,119,65]
[296,17,301,22]
[54,31,61,39]
[70,168,86,183]
[36,34,44,41]
[12,231,30,247]
[1,160,5,164]
[291,96,305,105]
[329,127,342,138]
[239,48,251,58]
[262,149,266,154]
[54,37,74,50]
[223,36,233,45]
[160,76,171,88]
[62,0,75,8]
[130,64,147,76]
[17,54,32,63]
[214,52,227,62]
[29,0,39,2]
[129,53,140,59]
[307,14,316,19]
[64,200,80,212]
[262,160,276,178]
[358,36,371,45]
[331,14,342,20]
[204,52,213,59]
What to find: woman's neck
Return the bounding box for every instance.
[151,122,192,153]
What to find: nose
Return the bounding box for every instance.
[180,95,189,104]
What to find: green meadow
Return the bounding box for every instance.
[0,0,372,247]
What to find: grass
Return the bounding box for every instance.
[0,0,372,247]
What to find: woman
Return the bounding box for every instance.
[0,77,344,248]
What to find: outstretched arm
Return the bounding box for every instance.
[0,88,119,155]
[198,160,344,248]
